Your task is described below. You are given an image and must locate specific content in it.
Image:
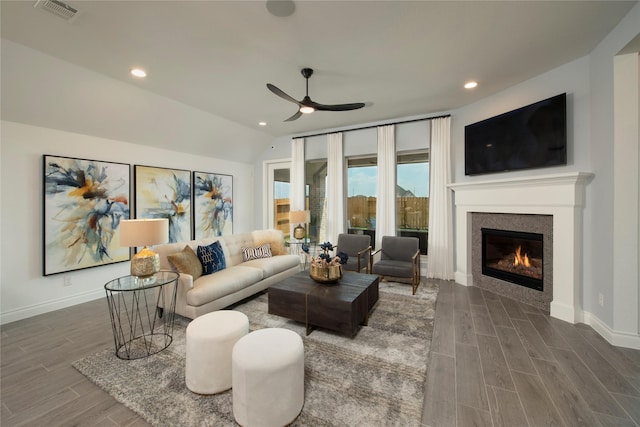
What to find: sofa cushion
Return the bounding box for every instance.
[167,245,203,280]
[186,266,264,306]
[222,233,257,266]
[241,254,300,278]
[197,241,226,275]
[241,243,272,262]
[252,229,286,256]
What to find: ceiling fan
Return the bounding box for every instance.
[267,68,366,122]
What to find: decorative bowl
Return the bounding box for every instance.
[309,264,342,284]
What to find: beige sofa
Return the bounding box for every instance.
[155,229,300,319]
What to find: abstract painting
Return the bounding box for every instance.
[193,171,233,238]
[134,165,191,243]
[43,155,130,275]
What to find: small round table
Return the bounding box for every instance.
[286,239,316,269]
[104,270,179,360]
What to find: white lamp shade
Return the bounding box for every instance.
[289,210,310,224]
[119,218,169,247]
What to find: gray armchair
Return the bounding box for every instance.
[336,233,372,273]
[371,236,421,295]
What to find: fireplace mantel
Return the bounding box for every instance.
[449,172,593,323]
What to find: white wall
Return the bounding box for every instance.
[587,3,639,343]
[452,56,591,182]
[613,52,639,341]
[451,57,592,311]
[449,1,640,345]
[0,121,255,324]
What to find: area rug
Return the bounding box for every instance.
[73,280,438,426]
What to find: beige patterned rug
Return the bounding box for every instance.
[73,280,438,426]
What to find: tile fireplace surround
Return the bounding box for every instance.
[449,172,593,324]
[472,212,553,310]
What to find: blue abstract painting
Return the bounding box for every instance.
[43,155,130,275]
[193,171,233,238]
[134,165,191,243]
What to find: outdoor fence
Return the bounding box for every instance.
[347,196,429,230]
[275,195,429,242]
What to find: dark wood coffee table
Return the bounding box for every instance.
[268,270,380,336]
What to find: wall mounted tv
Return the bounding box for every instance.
[464,93,567,176]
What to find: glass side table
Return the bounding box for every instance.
[104,270,179,360]
[286,239,317,270]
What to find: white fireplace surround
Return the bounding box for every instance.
[449,172,594,324]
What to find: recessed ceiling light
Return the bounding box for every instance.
[259,122,267,126]
[131,68,147,78]
[464,81,478,89]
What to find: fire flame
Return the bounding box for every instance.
[514,246,531,268]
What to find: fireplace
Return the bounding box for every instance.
[470,212,553,311]
[450,172,593,322]
[482,228,543,291]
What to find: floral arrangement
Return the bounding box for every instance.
[302,242,348,267]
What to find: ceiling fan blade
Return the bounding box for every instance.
[268,68,367,121]
[284,110,303,122]
[312,102,366,112]
[267,83,302,106]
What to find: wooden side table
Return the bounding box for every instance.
[104,270,179,359]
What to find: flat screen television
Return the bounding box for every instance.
[464,93,567,176]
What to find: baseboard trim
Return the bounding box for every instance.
[0,289,104,325]
[550,301,578,324]
[583,311,640,350]
[454,271,472,286]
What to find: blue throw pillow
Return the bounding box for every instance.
[197,241,226,275]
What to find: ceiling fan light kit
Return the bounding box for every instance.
[267,68,365,122]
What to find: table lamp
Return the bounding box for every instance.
[119,218,169,277]
[289,210,310,240]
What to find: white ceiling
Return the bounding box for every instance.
[1,0,636,161]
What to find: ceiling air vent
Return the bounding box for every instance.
[34,0,79,21]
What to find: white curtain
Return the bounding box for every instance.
[290,138,305,235]
[325,133,344,243]
[426,117,454,279]
[375,125,396,250]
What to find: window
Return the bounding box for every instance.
[347,157,377,246]
[305,159,327,242]
[397,151,429,254]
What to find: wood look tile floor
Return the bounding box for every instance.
[2,282,639,426]
[422,281,640,427]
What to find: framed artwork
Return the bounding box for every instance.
[43,155,131,276]
[193,171,233,238]
[134,165,191,243]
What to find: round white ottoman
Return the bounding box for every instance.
[232,328,304,427]
[185,310,249,394]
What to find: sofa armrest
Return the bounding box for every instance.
[177,272,194,290]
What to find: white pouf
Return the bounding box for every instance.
[232,328,304,427]
[185,310,249,394]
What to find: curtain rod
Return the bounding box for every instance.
[292,113,451,140]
